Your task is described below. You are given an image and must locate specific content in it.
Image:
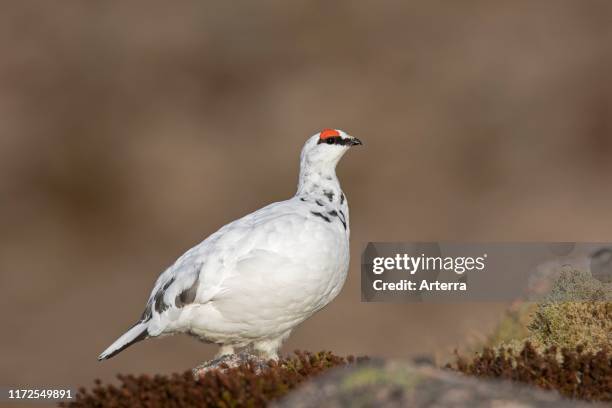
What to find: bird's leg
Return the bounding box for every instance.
[192,345,239,378]
[215,345,235,359]
[194,334,290,378]
[252,336,285,361]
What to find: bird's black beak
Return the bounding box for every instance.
[350,138,363,146]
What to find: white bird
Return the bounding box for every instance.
[98,129,362,361]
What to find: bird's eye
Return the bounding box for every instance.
[326,138,334,145]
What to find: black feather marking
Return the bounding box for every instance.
[315,199,324,206]
[140,300,153,322]
[154,291,166,313]
[328,210,347,229]
[339,209,347,229]
[340,193,345,204]
[300,197,307,202]
[323,190,334,202]
[175,276,200,308]
[153,278,174,313]
[311,211,331,222]
[317,136,355,146]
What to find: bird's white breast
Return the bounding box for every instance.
[176,198,350,342]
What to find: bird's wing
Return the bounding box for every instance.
[141,199,314,335]
[99,199,334,358]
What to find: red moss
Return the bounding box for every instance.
[447,342,611,402]
[61,351,365,408]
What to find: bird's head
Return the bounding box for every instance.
[300,129,362,168]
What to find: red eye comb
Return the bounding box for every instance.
[320,129,340,139]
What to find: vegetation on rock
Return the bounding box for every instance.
[447,342,611,402]
[487,268,611,353]
[449,268,611,402]
[61,351,365,408]
[64,270,611,407]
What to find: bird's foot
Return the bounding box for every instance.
[192,351,272,379]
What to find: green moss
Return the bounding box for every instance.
[341,365,422,392]
[529,301,611,352]
[486,302,536,348]
[527,269,611,352]
[545,268,611,302]
[486,269,611,354]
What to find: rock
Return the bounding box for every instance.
[274,359,596,408]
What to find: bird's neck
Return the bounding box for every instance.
[296,162,342,201]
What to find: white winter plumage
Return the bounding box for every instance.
[99,129,362,361]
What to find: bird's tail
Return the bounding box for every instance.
[98,322,149,361]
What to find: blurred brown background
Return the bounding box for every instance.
[1,0,612,389]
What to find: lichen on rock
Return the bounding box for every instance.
[487,268,611,354]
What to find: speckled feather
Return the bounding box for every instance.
[98,130,361,361]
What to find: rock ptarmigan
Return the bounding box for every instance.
[98,129,362,361]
